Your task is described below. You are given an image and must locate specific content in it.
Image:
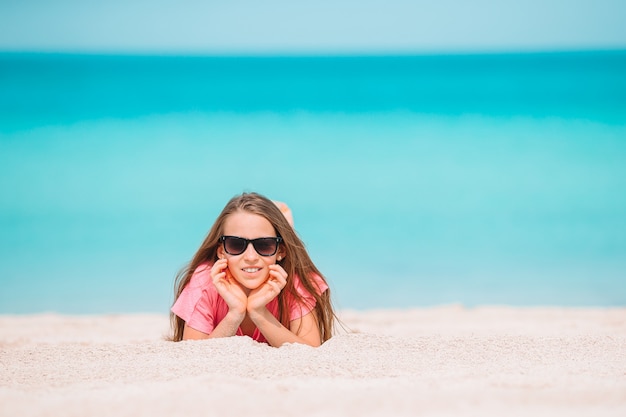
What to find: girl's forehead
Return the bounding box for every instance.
[222,211,276,236]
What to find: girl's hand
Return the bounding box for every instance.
[247,264,288,313]
[211,259,247,316]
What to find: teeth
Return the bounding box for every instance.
[243,268,260,273]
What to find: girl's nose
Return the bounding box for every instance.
[243,242,259,260]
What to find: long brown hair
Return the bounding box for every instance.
[170,192,336,342]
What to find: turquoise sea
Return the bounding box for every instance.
[1,51,625,314]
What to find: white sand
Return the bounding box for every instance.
[1,306,625,416]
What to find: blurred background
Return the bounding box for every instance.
[1,1,625,314]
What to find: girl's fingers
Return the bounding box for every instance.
[211,259,227,273]
[212,272,225,284]
[266,280,282,294]
[211,259,229,284]
[269,264,287,279]
[268,266,287,289]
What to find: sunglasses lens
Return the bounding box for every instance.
[223,237,246,255]
[222,236,280,256]
[253,238,278,256]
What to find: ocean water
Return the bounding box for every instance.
[1,51,625,314]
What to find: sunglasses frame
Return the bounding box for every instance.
[219,235,283,257]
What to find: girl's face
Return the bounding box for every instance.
[217,211,284,293]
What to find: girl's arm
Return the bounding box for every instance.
[248,308,321,347]
[181,259,247,340]
[246,264,323,347]
[182,310,245,340]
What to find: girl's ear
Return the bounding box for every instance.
[277,246,286,261]
[217,246,225,259]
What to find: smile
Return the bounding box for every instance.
[242,268,262,273]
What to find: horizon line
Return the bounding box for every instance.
[1,46,625,59]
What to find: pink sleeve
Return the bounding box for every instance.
[288,273,329,321]
[171,264,219,335]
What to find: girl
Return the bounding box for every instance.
[170,192,336,347]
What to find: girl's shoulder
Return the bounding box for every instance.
[171,262,224,335]
[292,271,329,297]
[187,263,216,291]
[285,272,328,320]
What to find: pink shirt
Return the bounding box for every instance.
[171,263,328,343]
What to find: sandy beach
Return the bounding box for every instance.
[1,306,625,416]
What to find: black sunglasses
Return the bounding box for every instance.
[220,235,282,257]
